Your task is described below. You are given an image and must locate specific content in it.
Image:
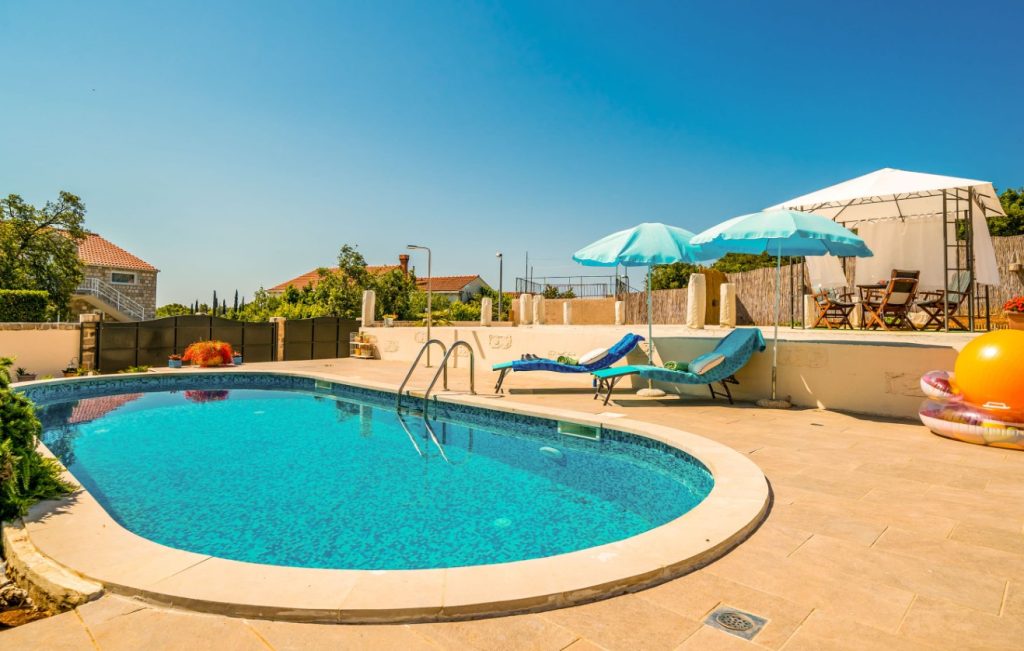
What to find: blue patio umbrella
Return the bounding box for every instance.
[691,209,873,404]
[573,223,715,394]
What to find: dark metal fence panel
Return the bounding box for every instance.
[283,318,313,361]
[312,317,339,359]
[96,322,140,371]
[242,322,275,362]
[282,317,359,361]
[136,317,177,367]
[210,318,244,353]
[96,316,277,372]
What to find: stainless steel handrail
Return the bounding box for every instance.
[396,339,448,410]
[395,413,425,458]
[421,419,450,463]
[422,340,475,417]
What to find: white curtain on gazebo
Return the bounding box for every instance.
[770,167,1003,287]
[854,216,948,290]
[805,254,848,290]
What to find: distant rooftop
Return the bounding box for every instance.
[268,268,484,295]
[268,265,401,294]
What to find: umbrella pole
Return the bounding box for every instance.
[772,244,781,400]
[756,241,790,408]
[638,266,665,397]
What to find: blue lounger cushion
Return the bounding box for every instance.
[592,329,766,386]
[492,333,644,374]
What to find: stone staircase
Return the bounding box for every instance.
[73,278,147,321]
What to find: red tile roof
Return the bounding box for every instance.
[69,393,143,424]
[269,269,485,295]
[77,233,157,272]
[268,265,400,294]
[417,275,483,292]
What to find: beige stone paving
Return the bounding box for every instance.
[5,357,1024,649]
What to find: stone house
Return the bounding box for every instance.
[69,233,159,321]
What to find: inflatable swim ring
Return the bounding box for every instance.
[918,370,1024,450]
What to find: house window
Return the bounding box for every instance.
[110,271,137,284]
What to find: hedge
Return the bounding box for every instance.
[0,290,50,322]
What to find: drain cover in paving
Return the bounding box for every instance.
[704,606,767,641]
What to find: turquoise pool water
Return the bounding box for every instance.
[34,379,713,570]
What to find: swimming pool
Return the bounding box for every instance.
[29,373,714,571]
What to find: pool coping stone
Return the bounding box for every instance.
[10,369,770,623]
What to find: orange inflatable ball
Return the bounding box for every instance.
[953,330,1024,411]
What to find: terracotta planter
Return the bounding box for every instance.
[1008,313,1024,330]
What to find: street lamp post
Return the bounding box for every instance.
[407,244,432,366]
[496,251,503,323]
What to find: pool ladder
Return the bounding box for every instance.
[396,339,475,417]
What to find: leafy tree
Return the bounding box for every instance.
[0,356,75,521]
[0,192,87,316]
[156,303,191,318]
[711,252,801,273]
[988,187,1024,236]
[373,268,418,319]
[651,262,704,290]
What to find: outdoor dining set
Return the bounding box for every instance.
[810,268,973,331]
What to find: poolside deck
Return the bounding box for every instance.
[6,358,1024,650]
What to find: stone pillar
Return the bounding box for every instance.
[686,273,706,329]
[803,294,817,328]
[532,295,545,325]
[851,296,863,328]
[269,317,286,361]
[480,297,493,326]
[361,290,376,326]
[78,313,101,371]
[563,301,572,325]
[720,283,736,328]
[614,300,625,325]
[518,294,533,325]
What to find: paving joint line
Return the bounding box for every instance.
[241,620,276,651]
[869,525,890,548]
[73,607,102,651]
[777,606,815,650]
[155,555,213,582]
[894,593,918,635]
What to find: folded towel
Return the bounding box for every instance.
[556,355,578,365]
[663,360,685,371]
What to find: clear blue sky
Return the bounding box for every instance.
[2,0,1022,305]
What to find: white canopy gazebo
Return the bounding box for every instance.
[768,167,1005,330]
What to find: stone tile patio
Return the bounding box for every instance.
[4,358,1024,649]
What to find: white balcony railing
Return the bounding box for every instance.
[75,277,147,321]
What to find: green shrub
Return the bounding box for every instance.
[0,290,49,322]
[0,356,74,522]
[448,301,481,321]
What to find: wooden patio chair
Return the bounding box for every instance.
[915,271,972,330]
[863,276,919,330]
[811,287,856,329]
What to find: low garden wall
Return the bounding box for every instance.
[359,324,965,419]
[0,323,81,378]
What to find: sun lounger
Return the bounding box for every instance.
[591,329,766,405]
[492,333,644,393]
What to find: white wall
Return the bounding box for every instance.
[361,324,964,419]
[0,324,81,378]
